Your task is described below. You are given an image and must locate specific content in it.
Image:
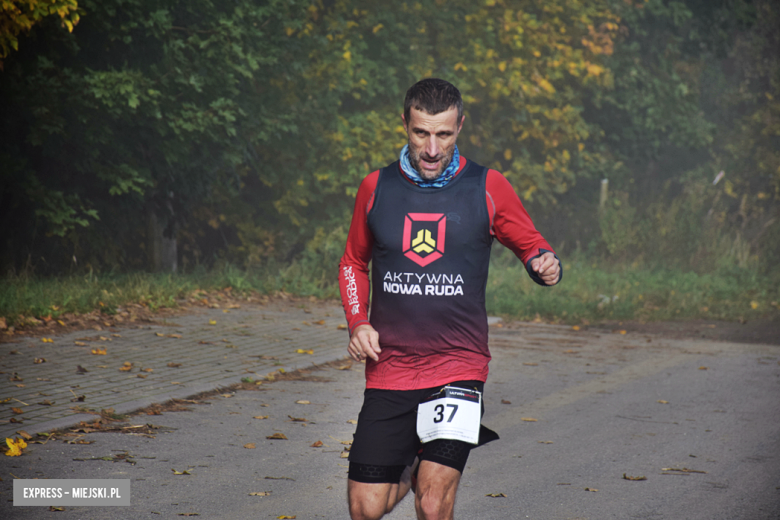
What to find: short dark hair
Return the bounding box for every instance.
[404,78,463,123]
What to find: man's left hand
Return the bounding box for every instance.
[530,252,560,285]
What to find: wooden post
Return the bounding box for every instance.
[599,178,609,213]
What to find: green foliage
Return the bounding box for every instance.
[0,0,79,58]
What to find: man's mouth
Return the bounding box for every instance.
[420,156,441,170]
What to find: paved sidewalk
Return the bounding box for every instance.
[0,300,349,440]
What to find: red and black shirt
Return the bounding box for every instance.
[339,156,556,390]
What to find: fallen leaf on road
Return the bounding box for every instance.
[253,416,269,420]
[168,334,182,338]
[661,467,707,474]
[10,417,23,423]
[265,476,295,480]
[167,363,182,368]
[119,362,133,372]
[141,368,153,373]
[563,349,578,354]
[288,416,306,422]
[485,493,507,498]
[296,349,314,355]
[698,366,708,370]
[277,516,296,519]
[313,320,325,325]
[267,433,288,440]
[585,487,598,492]
[171,469,191,475]
[11,407,23,414]
[538,441,553,444]
[249,491,271,496]
[623,473,647,481]
[501,399,512,404]
[91,348,107,355]
[311,440,324,447]
[521,417,537,422]
[74,341,87,346]
[33,358,46,364]
[523,362,538,366]
[337,324,347,330]
[70,395,85,402]
[38,400,54,406]
[296,400,310,405]
[657,400,669,404]
[209,320,217,325]
[244,443,256,449]
[346,419,357,424]
[137,374,147,379]
[572,325,580,331]
[155,333,164,337]
[49,506,64,511]
[4,437,27,456]
[76,365,89,373]
[41,338,53,343]
[9,373,23,381]
[16,431,32,440]
[177,514,198,517]
[340,452,349,458]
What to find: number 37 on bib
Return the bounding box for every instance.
[416,386,482,445]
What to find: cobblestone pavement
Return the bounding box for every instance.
[0,300,349,440]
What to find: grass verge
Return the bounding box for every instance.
[1,255,778,329]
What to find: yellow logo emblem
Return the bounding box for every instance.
[411,229,436,254]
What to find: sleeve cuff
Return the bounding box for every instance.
[524,248,562,286]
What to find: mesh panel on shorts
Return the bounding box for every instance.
[420,438,472,473]
[348,462,406,484]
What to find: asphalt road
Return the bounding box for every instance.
[3,322,779,519]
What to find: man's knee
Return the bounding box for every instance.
[348,480,396,520]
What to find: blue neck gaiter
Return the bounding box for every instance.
[399,144,461,188]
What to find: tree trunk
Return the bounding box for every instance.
[146,206,177,273]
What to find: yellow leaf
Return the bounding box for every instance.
[585,487,598,492]
[586,63,604,76]
[571,325,580,331]
[498,61,507,72]
[346,419,357,424]
[503,149,512,161]
[266,433,288,440]
[209,320,217,325]
[520,417,537,422]
[171,469,191,475]
[343,50,351,61]
[249,491,271,496]
[296,349,314,355]
[372,23,384,33]
[296,400,310,404]
[253,415,269,420]
[91,347,107,355]
[285,27,294,36]
[750,301,759,309]
[278,516,296,519]
[244,443,256,449]
[657,400,669,404]
[57,320,66,326]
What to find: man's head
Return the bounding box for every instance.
[402,78,465,181]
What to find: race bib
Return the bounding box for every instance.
[416,386,482,445]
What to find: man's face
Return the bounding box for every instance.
[402,107,464,181]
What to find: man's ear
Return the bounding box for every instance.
[401,113,408,134]
[458,115,465,133]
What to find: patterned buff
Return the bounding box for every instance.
[399,144,460,188]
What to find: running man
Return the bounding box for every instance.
[339,78,561,520]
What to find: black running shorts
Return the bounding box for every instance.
[348,380,498,484]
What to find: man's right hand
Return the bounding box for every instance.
[348,324,381,362]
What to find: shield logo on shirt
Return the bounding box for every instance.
[403,213,446,267]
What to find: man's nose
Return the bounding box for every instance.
[425,136,439,158]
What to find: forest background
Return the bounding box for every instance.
[1,0,778,327]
